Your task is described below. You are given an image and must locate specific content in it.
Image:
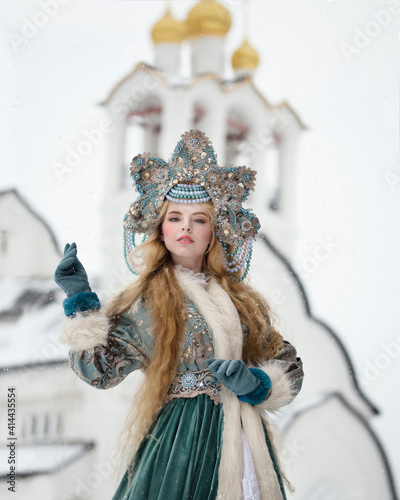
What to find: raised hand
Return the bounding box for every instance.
[54,242,92,297]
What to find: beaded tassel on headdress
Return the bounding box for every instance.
[123,130,260,280]
[223,237,253,281]
[123,230,147,275]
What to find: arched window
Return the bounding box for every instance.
[0,229,8,254]
[264,133,281,211]
[122,96,162,188]
[123,119,145,189]
[225,110,251,167]
[192,101,207,129]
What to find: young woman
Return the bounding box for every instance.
[55,130,304,500]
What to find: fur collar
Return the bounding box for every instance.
[174,266,243,359]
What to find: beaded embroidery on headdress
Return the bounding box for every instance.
[123,130,260,280]
[166,183,211,204]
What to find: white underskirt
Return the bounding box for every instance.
[242,428,260,500]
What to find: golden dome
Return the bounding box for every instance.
[151,8,185,44]
[186,0,231,39]
[231,38,260,71]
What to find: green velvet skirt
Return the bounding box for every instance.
[112,395,223,500]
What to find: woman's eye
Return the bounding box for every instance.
[168,217,180,222]
[194,219,206,223]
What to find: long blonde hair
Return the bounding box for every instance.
[105,200,283,473]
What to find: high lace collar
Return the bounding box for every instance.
[174,265,211,286]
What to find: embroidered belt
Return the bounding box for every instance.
[166,369,222,404]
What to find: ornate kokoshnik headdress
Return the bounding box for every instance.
[123,129,260,280]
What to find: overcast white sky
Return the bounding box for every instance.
[1,0,399,491]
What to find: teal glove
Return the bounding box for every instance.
[205,359,261,396]
[54,242,91,297]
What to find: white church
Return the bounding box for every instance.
[0,1,397,499]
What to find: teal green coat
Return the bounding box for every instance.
[63,267,303,500]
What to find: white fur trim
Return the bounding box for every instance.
[175,269,244,499]
[217,390,244,500]
[208,279,244,358]
[174,269,243,360]
[256,362,295,412]
[240,403,283,499]
[174,268,285,500]
[60,310,110,351]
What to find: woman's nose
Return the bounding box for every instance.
[181,221,192,232]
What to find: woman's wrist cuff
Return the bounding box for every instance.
[238,368,271,405]
[63,291,101,317]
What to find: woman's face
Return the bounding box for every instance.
[161,202,212,273]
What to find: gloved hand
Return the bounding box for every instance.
[54,242,92,297]
[205,359,261,396]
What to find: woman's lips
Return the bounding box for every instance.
[178,236,194,243]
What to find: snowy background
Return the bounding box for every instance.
[1,0,399,492]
